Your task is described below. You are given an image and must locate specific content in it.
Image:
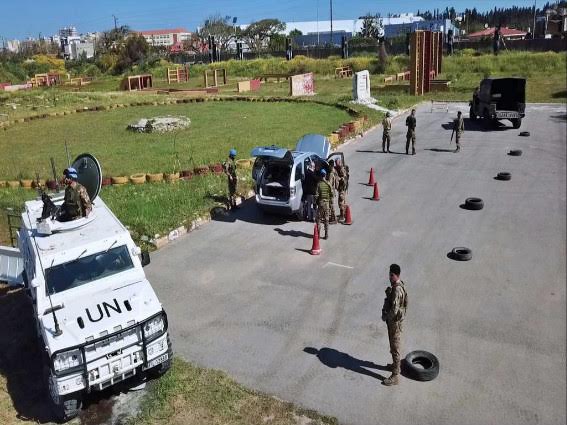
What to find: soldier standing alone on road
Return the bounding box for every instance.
[453,111,465,153]
[58,167,92,222]
[315,168,333,240]
[381,263,408,386]
[337,166,348,222]
[223,149,238,210]
[405,109,417,155]
[382,111,392,153]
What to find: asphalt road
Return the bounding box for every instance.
[146,103,566,425]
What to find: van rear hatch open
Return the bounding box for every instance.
[251,146,293,202]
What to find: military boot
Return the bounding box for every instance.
[382,373,400,386]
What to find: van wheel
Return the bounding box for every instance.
[146,336,173,379]
[511,118,522,129]
[44,364,82,421]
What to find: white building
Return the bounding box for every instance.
[139,28,192,48]
[282,15,424,36]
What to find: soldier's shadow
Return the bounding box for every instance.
[303,346,388,381]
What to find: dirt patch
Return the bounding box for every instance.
[127,116,190,133]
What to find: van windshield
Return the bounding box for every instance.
[45,245,134,295]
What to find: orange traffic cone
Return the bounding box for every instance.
[368,168,376,186]
[372,182,380,201]
[310,224,321,255]
[344,205,353,225]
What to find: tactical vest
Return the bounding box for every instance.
[64,184,83,218]
[386,281,408,322]
[317,180,332,204]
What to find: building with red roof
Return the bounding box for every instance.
[138,28,192,49]
[467,27,527,40]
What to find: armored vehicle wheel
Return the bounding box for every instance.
[146,336,173,379]
[450,247,472,261]
[402,351,440,381]
[496,172,512,181]
[508,149,523,156]
[44,364,82,421]
[464,197,484,210]
[511,118,522,129]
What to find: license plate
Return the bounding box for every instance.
[143,353,168,370]
[498,112,518,118]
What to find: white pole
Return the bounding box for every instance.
[317,0,320,46]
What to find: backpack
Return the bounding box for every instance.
[396,282,408,321]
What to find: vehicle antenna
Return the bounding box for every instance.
[25,208,63,337]
[50,157,60,192]
[64,140,71,167]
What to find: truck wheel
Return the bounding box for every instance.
[464,197,484,210]
[450,247,472,261]
[511,118,522,129]
[44,364,82,421]
[469,106,476,121]
[146,336,173,379]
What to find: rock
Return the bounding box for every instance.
[127,116,191,134]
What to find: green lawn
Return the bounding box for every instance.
[0,101,352,180]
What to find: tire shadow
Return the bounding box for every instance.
[303,347,387,381]
[425,148,456,153]
[274,228,312,238]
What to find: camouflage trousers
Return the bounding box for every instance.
[406,130,416,154]
[316,202,330,236]
[382,132,391,151]
[338,190,347,219]
[329,194,337,223]
[227,179,237,208]
[455,132,463,147]
[387,320,403,375]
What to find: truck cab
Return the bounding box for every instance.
[13,154,172,421]
[470,77,526,129]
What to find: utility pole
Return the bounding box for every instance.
[113,15,118,30]
[316,0,320,46]
[532,0,537,38]
[330,0,333,46]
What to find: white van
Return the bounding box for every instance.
[251,134,344,217]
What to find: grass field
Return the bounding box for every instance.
[0,101,352,180]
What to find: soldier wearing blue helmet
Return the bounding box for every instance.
[223,149,238,210]
[59,167,92,221]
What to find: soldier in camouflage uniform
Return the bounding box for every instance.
[336,166,348,222]
[315,168,333,240]
[59,167,92,222]
[327,160,338,224]
[381,263,408,386]
[405,109,417,155]
[223,149,238,210]
[453,111,465,153]
[382,111,392,153]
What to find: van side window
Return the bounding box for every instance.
[295,163,303,181]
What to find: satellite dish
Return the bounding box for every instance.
[484,23,489,29]
[71,153,102,201]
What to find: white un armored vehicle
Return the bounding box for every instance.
[5,154,172,421]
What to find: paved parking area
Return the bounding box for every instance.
[147,103,566,425]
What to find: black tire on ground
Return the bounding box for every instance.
[451,247,472,261]
[508,149,523,156]
[44,364,82,421]
[146,336,173,379]
[519,131,530,137]
[511,118,522,129]
[402,350,440,382]
[464,197,484,210]
[497,172,512,181]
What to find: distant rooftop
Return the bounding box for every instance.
[138,28,190,36]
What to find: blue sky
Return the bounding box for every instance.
[1,0,538,39]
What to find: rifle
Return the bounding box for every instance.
[450,128,455,144]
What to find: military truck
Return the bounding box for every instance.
[469,77,526,128]
[1,154,172,421]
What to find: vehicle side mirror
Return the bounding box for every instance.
[31,278,40,288]
[141,251,151,267]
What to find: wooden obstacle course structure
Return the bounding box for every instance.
[409,31,443,96]
[237,79,261,93]
[204,68,227,88]
[167,66,190,84]
[335,66,353,78]
[121,74,153,91]
[30,73,63,88]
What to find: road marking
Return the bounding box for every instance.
[325,262,354,269]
